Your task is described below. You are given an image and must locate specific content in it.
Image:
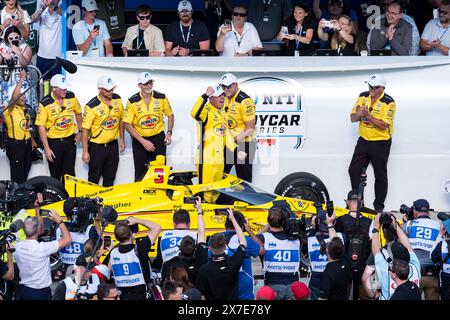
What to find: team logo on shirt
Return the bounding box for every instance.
[139,114,160,129]
[228,117,237,129]
[55,116,72,130]
[213,123,226,136]
[19,119,32,131]
[101,116,119,130]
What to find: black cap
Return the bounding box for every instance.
[391,242,410,263]
[183,288,203,300]
[413,199,429,212]
[75,254,96,270]
[347,189,359,201]
[63,198,78,216]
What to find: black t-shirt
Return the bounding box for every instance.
[165,20,210,51]
[337,34,356,56]
[319,258,352,300]
[203,2,231,46]
[282,18,315,56]
[133,28,146,50]
[161,242,208,284]
[390,281,421,300]
[195,245,246,300]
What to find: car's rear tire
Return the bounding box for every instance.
[274,172,329,203]
[26,176,68,204]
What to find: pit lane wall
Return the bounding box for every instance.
[1,57,449,211]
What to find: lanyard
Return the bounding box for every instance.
[263,0,271,14]
[440,26,449,40]
[295,25,303,49]
[85,22,97,48]
[136,29,145,49]
[179,23,192,46]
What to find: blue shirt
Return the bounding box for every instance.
[72,19,110,57]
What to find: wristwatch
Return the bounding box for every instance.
[371,228,379,234]
[197,210,204,215]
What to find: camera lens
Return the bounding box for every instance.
[437,212,450,222]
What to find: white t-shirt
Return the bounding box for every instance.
[72,19,110,57]
[35,7,62,58]
[421,18,450,56]
[0,7,31,27]
[218,22,262,57]
[14,239,59,289]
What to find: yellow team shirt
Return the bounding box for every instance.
[82,94,124,144]
[3,105,31,140]
[123,91,173,137]
[35,91,82,139]
[351,91,396,141]
[225,89,256,143]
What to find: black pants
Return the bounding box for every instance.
[348,137,392,211]
[224,140,256,182]
[16,285,52,300]
[47,135,76,182]
[6,138,32,184]
[88,140,119,187]
[132,131,166,181]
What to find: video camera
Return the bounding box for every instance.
[272,200,306,241]
[0,219,23,255]
[64,197,104,232]
[313,201,334,234]
[399,204,415,221]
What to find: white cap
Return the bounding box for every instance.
[138,72,154,84]
[97,76,117,90]
[92,264,111,281]
[219,73,238,86]
[210,84,225,97]
[364,74,386,87]
[82,0,99,11]
[178,0,193,12]
[50,74,69,90]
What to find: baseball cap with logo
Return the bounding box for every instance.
[82,0,99,11]
[413,199,430,212]
[97,76,117,90]
[291,281,310,300]
[138,72,154,84]
[219,73,238,87]
[75,254,96,270]
[256,286,277,300]
[182,288,203,300]
[178,1,193,12]
[50,74,69,90]
[210,84,225,97]
[364,74,386,87]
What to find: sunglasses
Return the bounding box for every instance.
[141,80,154,86]
[232,12,247,17]
[368,85,381,90]
[438,9,449,15]
[101,88,114,93]
[87,10,97,13]
[179,10,191,14]
[220,84,233,90]
[138,15,151,20]
[8,36,19,41]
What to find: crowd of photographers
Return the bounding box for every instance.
[1,189,449,301]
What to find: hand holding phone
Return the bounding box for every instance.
[40,209,51,217]
[103,236,112,248]
[326,201,334,217]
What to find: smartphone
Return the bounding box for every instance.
[281,26,289,35]
[11,14,18,20]
[224,19,231,27]
[323,20,334,28]
[40,209,51,217]
[326,201,334,217]
[215,208,228,216]
[94,25,100,31]
[184,196,197,204]
[103,235,112,247]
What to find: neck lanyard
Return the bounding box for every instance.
[136,29,145,49]
[105,0,115,13]
[263,0,271,13]
[440,25,449,40]
[179,23,192,46]
[85,21,96,47]
[295,24,302,49]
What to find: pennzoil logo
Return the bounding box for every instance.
[210,215,226,224]
[213,123,226,136]
[139,115,159,129]
[55,116,72,130]
[19,119,32,131]
[101,116,119,130]
[227,117,237,129]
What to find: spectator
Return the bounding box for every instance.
[161,280,184,300]
[367,0,413,55]
[72,0,113,57]
[318,14,357,55]
[216,4,262,56]
[248,0,291,44]
[122,5,165,57]
[84,238,112,264]
[348,74,396,213]
[52,198,100,280]
[97,283,121,300]
[389,259,422,300]
[35,74,83,183]
[0,240,14,300]
[307,207,345,300]
[81,76,125,187]
[108,217,161,300]
[277,2,315,56]
[14,208,71,300]
[182,287,204,300]
[256,285,277,300]
[160,197,208,284]
[204,0,232,47]
[291,280,311,300]
[367,0,420,55]
[221,210,264,300]
[2,71,37,184]
[196,209,247,300]
[371,212,421,300]
[219,73,256,182]
[420,0,450,56]
[0,0,31,40]
[411,0,443,34]
[431,219,450,300]
[319,237,352,300]
[123,72,174,181]
[403,199,441,300]
[168,265,195,291]
[0,25,32,67]
[31,0,62,81]
[165,1,210,56]
[334,189,372,299]
[257,206,301,300]
[52,253,95,300]
[313,0,359,48]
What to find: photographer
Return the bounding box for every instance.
[372,212,421,300]
[402,199,441,300]
[108,216,161,300]
[0,242,14,300]
[256,206,301,300]
[54,198,101,280]
[431,218,450,300]
[14,207,71,300]
[307,207,345,300]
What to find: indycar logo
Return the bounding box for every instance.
[55,116,72,130]
[139,114,160,129]
[101,116,119,130]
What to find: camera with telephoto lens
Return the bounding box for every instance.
[313,201,329,234]
[0,219,23,254]
[272,200,306,241]
[0,181,46,221]
[400,204,414,221]
[64,197,103,232]
[380,212,395,229]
